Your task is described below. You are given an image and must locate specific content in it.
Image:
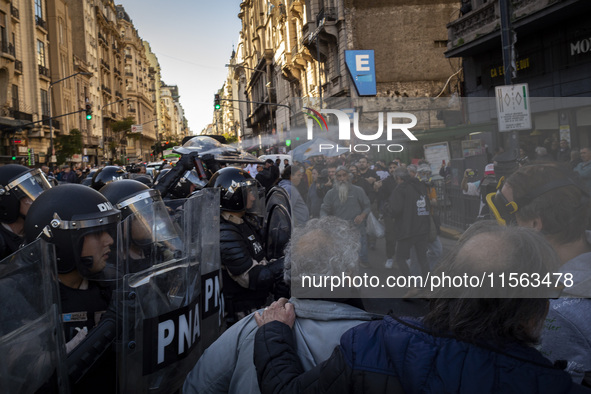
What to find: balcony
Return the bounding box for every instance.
[446,0,557,52]
[125,72,133,77]
[14,60,22,73]
[38,65,50,78]
[125,54,132,59]
[13,110,33,122]
[35,16,47,31]
[128,108,136,113]
[1,42,15,57]
[115,91,122,98]
[100,59,111,70]
[316,7,336,27]
[101,85,112,95]
[10,5,19,20]
[42,115,60,130]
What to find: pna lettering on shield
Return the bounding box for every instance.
[156,299,200,365]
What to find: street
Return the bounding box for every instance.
[358,234,458,317]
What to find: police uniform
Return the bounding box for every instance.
[220,212,271,323]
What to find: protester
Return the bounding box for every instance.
[558,139,572,162]
[256,159,279,193]
[253,222,586,393]
[574,147,591,191]
[491,163,591,384]
[307,168,324,218]
[278,165,309,226]
[387,167,430,276]
[320,166,370,267]
[183,216,378,394]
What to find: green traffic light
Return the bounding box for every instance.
[296,137,300,141]
[86,113,93,120]
[215,104,221,110]
[286,139,291,147]
[11,156,16,160]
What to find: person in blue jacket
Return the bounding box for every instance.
[254,221,589,393]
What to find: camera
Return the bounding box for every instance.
[465,169,478,177]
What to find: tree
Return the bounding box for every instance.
[55,129,82,165]
[222,133,238,144]
[111,117,135,133]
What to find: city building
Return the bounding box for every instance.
[446,0,591,152]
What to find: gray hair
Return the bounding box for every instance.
[335,165,350,175]
[424,220,561,345]
[284,216,360,286]
[393,167,410,180]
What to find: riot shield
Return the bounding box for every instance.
[182,188,223,350]
[116,190,218,393]
[265,203,291,261]
[0,239,68,393]
[265,186,291,218]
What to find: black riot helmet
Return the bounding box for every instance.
[24,184,121,275]
[99,179,179,244]
[207,166,265,215]
[99,179,149,219]
[0,164,52,223]
[91,165,128,190]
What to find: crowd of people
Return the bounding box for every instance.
[1,145,591,392]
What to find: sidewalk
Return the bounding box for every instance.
[439,225,463,241]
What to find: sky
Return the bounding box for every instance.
[116,1,242,135]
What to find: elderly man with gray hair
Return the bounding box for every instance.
[183,217,379,394]
[320,165,371,267]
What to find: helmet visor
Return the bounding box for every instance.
[8,169,52,201]
[227,179,265,217]
[118,199,183,274]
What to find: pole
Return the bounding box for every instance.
[48,71,92,165]
[499,0,520,159]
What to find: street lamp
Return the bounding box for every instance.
[48,71,92,164]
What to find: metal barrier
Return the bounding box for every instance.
[432,178,481,232]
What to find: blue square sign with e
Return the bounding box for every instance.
[345,50,376,96]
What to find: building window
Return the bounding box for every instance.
[37,40,46,67]
[35,0,44,20]
[41,89,49,116]
[58,18,64,44]
[0,12,6,53]
[12,85,19,111]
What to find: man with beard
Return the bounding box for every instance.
[320,166,371,267]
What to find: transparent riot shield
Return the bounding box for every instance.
[0,239,68,393]
[182,188,223,350]
[265,203,292,261]
[116,191,216,393]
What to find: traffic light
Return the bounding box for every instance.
[85,97,92,120]
[285,139,291,147]
[214,94,221,110]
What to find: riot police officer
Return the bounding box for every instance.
[99,179,182,272]
[90,165,127,190]
[23,183,121,392]
[207,166,286,325]
[0,164,52,259]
